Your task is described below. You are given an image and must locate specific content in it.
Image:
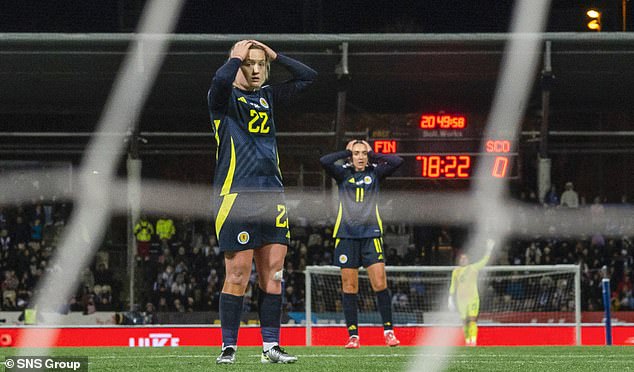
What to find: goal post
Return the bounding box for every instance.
[304,264,581,346]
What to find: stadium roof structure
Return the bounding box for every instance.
[1,32,633,196]
[1,33,633,148]
[2,33,634,114]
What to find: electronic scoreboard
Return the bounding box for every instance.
[370,113,518,179]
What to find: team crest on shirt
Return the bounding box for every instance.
[363,176,373,184]
[237,231,250,245]
[259,98,269,108]
[339,254,348,264]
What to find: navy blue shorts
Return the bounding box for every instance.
[213,192,290,252]
[333,237,385,268]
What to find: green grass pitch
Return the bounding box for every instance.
[1,346,633,371]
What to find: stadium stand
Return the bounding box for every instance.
[1,186,632,319]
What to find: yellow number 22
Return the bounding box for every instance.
[248,110,270,134]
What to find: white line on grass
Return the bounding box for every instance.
[81,352,634,360]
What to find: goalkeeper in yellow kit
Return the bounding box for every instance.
[448,239,495,346]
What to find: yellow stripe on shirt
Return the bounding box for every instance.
[220,137,236,196]
[332,202,343,237]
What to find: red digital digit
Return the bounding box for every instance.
[444,155,457,178]
[439,115,450,129]
[455,117,466,128]
[419,115,436,129]
[416,155,426,177]
[492,156,509,178]
[428,156,441,178]
[457,155,471,178]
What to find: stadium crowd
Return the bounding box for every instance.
[0,202,121,314]
[0,182,632,319]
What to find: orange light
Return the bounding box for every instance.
[587,19,601,30]
[586,9,602,31]
[587,9,600,18]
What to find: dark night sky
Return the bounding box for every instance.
[0,0,627,33]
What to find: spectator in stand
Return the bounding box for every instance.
[171,273,188,301]
[157,264,175,290]
[134,216,154,261]
[81,267,95,292]
[0,229,12,252]
[386,248,402,266]
[153,281,170,309]
[204,282,220,311]
[560,182,579,208]
[2,270,19,310]
[283,284,304,312]
[0,208,7,229]
[391,283,410,312]
[32,204,44,224]
[543,185,560,207]
[43,201,54,227]
[156,215,176,246]
[614,273,633,310]
[97,286,114,311]
[535,276,554,311]
[84,296,97,314]
[186,296,196,312]
[158,247,175,267]
[174,246,190,268]
[144,302,159,324]
[15,244,33,279]
[157,297,169,312]
[30,219,43,243]
[542,245,554,265]
[525,242,542,265]
[189,245,205,281]
[187,276,202,309]
[94,262,113,287]
[173,298,185,312]
[14,216,31,244]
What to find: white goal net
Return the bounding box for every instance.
[305,264,581,345]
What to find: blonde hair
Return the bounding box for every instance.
[229,42,271,81]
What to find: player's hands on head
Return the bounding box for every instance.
[251,40,278,61]
[230,40,253,61]
[360,140,372,153]
[346,140,356,152]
